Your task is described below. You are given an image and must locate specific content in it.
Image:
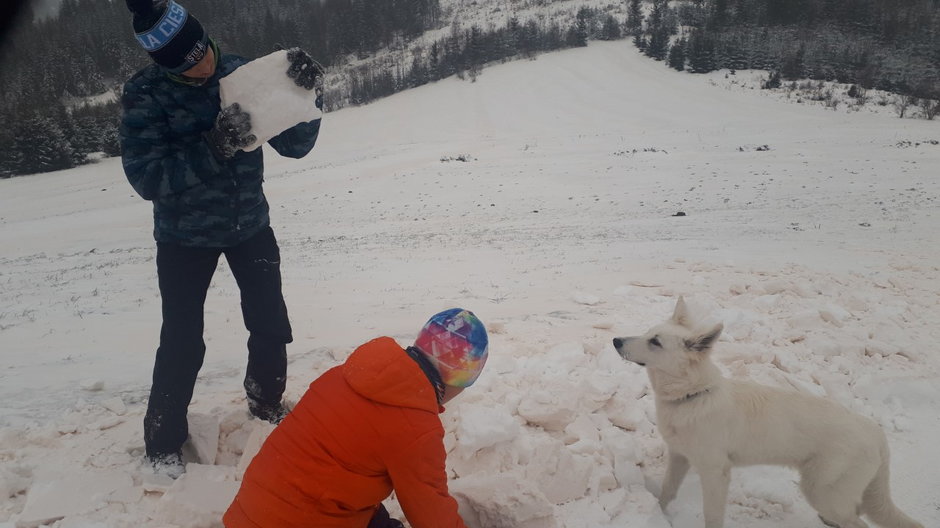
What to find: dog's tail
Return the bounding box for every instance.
[861,446,923,528]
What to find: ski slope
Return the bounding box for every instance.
[0,41,938,528]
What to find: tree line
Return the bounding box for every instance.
[629,0,939,113]
[343,8,624,106]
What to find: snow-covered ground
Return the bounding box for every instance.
[1,41,938,528]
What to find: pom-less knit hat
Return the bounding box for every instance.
[414,308,488,388]
[125,0,209,74]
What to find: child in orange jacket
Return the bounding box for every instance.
[224,308,489,528]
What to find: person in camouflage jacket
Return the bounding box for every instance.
[119,0,322,477]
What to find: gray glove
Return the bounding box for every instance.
[286,48,324,91]
[205,103,256,159]
[286,47,325,109]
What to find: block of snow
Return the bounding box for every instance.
[236,421,276,477]
[455,404,519,452]
[819,303,852,325]
[157,465,239,525]
[220,50,322,152]
[600,429,645,488]
[100,396,126,415]
[762,279,792,295]
[571,291,601,305]
[181,412,220,465]
[517,390,577,431]
[786,309,825,330]
[92,416,124,430]
[528,450,595,504]
[141,472,175,494]
[80,379,105,392]
[15,471,132,528]
[451,473,557,528]
[563,415,601,448]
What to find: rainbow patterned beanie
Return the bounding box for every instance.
[414,308,488,387]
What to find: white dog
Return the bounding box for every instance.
[612,298,923,528]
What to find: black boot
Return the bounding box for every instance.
[148,451,185,479]
[248,398,290,424]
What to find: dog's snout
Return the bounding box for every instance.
[612,337,623,349]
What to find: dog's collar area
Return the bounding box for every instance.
[676,388,711,403]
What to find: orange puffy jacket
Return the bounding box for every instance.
[223,336,467,528]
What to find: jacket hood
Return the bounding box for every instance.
[342,337,440,413]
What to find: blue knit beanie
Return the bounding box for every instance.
[125,0,209,74]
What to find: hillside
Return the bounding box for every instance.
[0,41,939,528]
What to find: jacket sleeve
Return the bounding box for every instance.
[119,78,223,201]
[267,117,321,159]
[386,428,467,528]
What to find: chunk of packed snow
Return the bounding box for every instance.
[572,292,601,305]
[456,404,520,452]
[451,473,557,528]
[220,50,323,152]
[16,471,132,528]
[182,412,221,465]
[236,421,276,477]
[154,464,239,526]
[99,396,126,416]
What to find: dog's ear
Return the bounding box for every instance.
[685,323,723,353]
[672,296,693,327]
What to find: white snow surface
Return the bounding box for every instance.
[220,50,323,152]
[1,42,939,528]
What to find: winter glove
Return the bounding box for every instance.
[279,45,324,109]
[205,103,256,159]
[286,48,324,90]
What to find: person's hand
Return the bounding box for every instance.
[274,44,325,109]
[286,47,325,92]
[205,103,256,159]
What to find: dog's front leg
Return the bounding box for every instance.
[698,462,731,528]
[659,449,690,510]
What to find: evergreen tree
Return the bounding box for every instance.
[14,113,74,174]
[780,44,805,79]
[568,9,591,47]
[0,114,24,177]
[601,15,623,40]
[645,0,670,61]
[626,0,643,36]
[687,28,716,73]
[668,38,687,71]
[409,49,430,88]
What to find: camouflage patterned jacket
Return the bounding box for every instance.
[120,53,320,247]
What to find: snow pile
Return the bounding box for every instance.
[8,268,932,528]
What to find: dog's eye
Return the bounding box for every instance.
[649,336,661,348]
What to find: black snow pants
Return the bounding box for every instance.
[144,226,292,458]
